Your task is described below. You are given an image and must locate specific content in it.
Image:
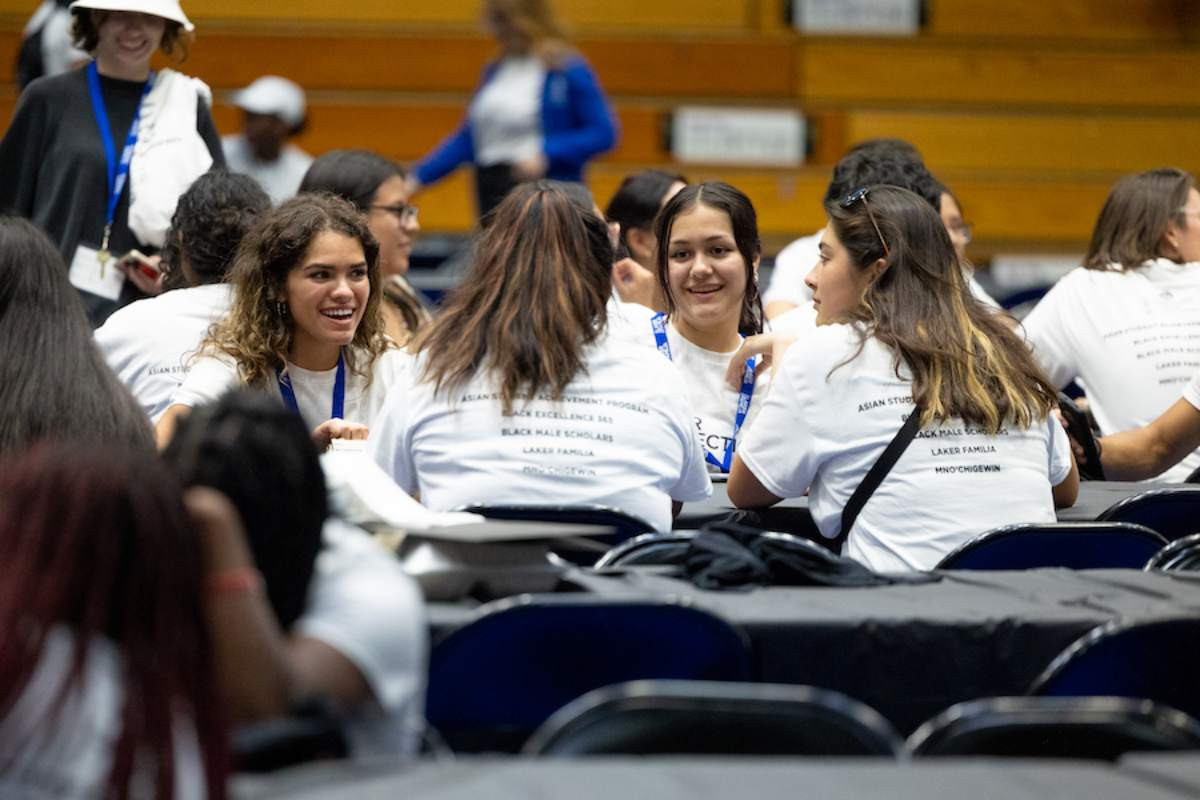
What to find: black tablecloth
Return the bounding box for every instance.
[676,480,1177,537]
[428,569,1200,733]
[235,757,1200,799]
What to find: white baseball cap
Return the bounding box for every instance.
[231,76,308,128]
[69,0,194,32]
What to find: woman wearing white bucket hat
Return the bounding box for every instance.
[0,0,224,326]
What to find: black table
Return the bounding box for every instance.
[235,757,1200,799]
[676,480,1177,536]
[428,569,1200,733]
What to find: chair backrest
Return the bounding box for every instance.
[908,696,1200,759]
[595,531,698,568]
[1145,532,1200,570]
[524,680,903,757]
[1029,618,1200,719]
[458,504,657,566]
[934,522,1167,571]
[458,504,655,540]
[426,598,753,752]
[1096,487,1200,541]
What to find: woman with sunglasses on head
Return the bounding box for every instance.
[300,150,430,347]
[155,193,408,450]
[729,185,1077,572]
[0,0,224,326]
[1023,168,1200,481]
[648,182,769,474]
[369,181,709,533]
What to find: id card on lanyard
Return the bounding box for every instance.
[276,351,347,423]
[78,61,154,287]
[651,312,757,473]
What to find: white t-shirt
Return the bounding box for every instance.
[738,324,1073,572]
[296,519,426,759]
[222,134,313,206]
[470,56,545,167]
[656,320,770,473]
[95,284,233,422]
[170,347,412,433]
[762,230,821,309]
[368,330,712,533]
[1185,371,1200,414]
[1023,260,1200,482]
[0,628,205,800]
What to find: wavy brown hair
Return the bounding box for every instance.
[654,181,764,337]
[417,180,612,414]
[1083,168,1195,271]
[200,193,388,387]
[829,185,1057,433]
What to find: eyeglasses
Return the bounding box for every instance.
[840,187,890,257]
[371,203,420,223]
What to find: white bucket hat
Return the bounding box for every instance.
[69,0,194,33]
[231,76,307,128]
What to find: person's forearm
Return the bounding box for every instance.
[1100,428,1179,481]
[1100,397,1200,481]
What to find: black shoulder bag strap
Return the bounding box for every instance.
[835,408,923,550]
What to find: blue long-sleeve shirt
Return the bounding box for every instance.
[415,55,618,186]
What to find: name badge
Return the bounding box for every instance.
[69,243,125,302]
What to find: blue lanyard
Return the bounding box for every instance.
[651,312,757,473]
[276,351,346,420]
[86,61,155,250]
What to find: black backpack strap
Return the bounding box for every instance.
[836,408,923,549]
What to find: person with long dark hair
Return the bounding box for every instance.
[300,149,430,347]
[1024,168,1200,481]
[0,444,227,798]
[729,185,1078,571]
[156,193,407,449]
[648,181,768,474]
[0,216,151,456]
[369,180,709,532]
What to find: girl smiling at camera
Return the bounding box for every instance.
[156,193,408,450]
[650,182,769,473]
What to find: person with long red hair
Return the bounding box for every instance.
[0,445,228,799]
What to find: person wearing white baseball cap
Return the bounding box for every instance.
[0,0,224,327]
[222,75,314,206]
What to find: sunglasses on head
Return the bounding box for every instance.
[840,187,890,257]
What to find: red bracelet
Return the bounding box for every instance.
[207,567,263,595]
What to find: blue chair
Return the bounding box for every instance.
[426,597,754,752]
[1029,618,1200,720]
[934,522,1166,571]
[1096,487,1200,541]
[909,696,1200,759]
[1146,533,1200,570]
[524,680,903,757]
[594,531,698,568]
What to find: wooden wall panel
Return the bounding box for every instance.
[799,40,1200,111]
[925,0,1197,42]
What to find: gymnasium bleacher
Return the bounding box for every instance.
[3,0,1198,255]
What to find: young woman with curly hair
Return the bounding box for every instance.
[156,193,407,449]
